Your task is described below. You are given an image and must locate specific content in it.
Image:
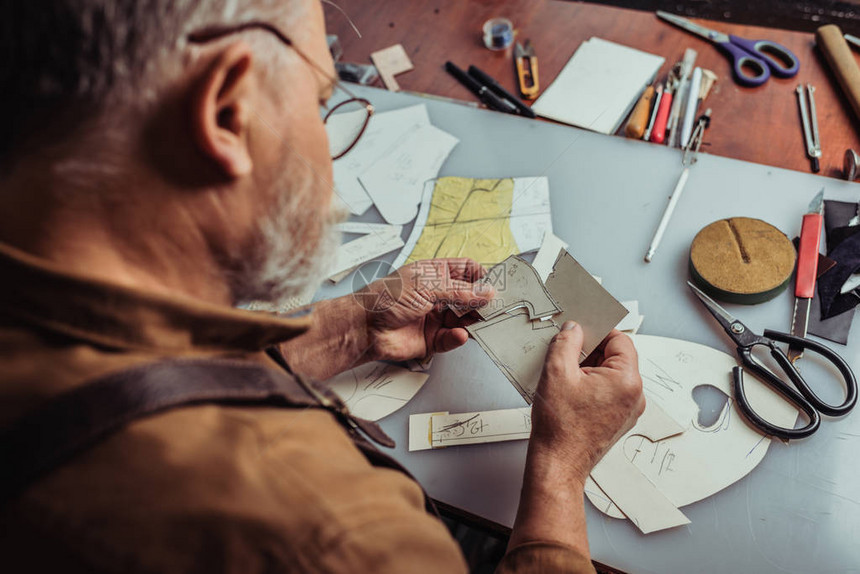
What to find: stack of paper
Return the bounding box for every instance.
[328,104,459,222]
[532,37,664,135]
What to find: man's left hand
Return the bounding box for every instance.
[357,258,493,363]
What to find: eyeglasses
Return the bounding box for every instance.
[188,21,374,160]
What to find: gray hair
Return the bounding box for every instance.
[0,0,301,162]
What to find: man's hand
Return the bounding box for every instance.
[359,258,493,363]
[530,322,645,482]
[507,322,644,559]
[280,258,492,380]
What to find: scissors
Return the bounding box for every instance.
[688,282,857,440]
[657,11,800,87]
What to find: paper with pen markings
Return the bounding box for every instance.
[428,407,532,448]
[329,104,430,215]
[325,362,429,422]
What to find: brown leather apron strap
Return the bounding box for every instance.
[0,357,436,515]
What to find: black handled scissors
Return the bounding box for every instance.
[688,282,857,440]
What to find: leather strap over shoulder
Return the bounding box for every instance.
[0,357,398,507]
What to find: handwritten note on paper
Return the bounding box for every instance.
[326,362,429,422]
[430,407,532,447]
[358,124,459,225]
[329,104,430,215]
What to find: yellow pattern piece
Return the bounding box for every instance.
[405,177,519,266]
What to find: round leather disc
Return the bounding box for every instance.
[689,217,796,304]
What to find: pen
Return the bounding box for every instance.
[645,109,711,262]
[445,61,518,114]
[467,65,536,118]
[644,167,690,262]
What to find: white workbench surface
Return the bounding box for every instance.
[317,85,860,573]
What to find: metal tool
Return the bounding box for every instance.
[515,40,540,100]
[788,189,825,362]
[688,281,857,440]
[657,11,800,87]
[844,149,860,180]
[667,49,697,148]
[796,84,822,173]
[644,109,711,262]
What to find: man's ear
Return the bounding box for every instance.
[191,43,256,178]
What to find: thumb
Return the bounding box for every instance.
[544,321,585,377]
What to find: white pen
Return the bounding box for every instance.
[644,167,691,263]
[680,67,702,148]
[645,108,712,263]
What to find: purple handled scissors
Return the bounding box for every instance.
[657,11,800,87]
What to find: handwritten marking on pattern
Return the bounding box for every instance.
[430,407,532,447]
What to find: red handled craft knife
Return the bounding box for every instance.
[788,189,824,363]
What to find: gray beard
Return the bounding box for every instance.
[231,188,346,312]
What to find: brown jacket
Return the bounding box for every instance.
[0,242,594,573]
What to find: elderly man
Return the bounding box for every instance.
[0,1,644,572]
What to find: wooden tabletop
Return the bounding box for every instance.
[324,0,860,179]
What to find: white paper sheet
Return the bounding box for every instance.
[585,335,799,531]
[325,362,429,422]
[532,38,664,135]
[589,399,691,534]
[409,411,447,451]
[430,407,532,447]
[329,104,430,215]
[532,231,569,282]
[615,301,639,332]
[337,222,403,235]
[329,226,403,278]
[358,124,459,224]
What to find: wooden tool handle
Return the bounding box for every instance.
[816,24,860,123]
[625,86,655,138]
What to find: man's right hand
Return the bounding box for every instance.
[505,321,644,562]
[530,322,645,484]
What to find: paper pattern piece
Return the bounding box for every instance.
[545,251,628,362]
[409,411,447,451]
[584,335,798,532]
[370,44,414,92]
[532,38,664,135]
[358,124,459,224]
[615,301,638,332]
[467,251,626,402]
[589,399,691,534]
[468,307,560,402]
[329,104,430,215]
[326,362,429,422]
[329,226,403,278]
[430,407,532,447]
[532,232,569,282]
[337,222,403,235]
[392,176,553,269]
[476,255,561,321]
